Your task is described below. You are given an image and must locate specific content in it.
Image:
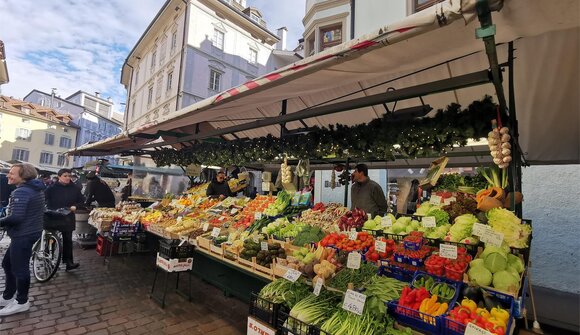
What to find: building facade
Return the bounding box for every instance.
[24,90,123,167]
[122,0,300,130]
[303,0,436,56]
[0,40,8,87]
[0,95,79,170]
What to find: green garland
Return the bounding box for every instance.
[151,96,503,167]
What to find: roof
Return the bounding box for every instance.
[0,95,80,129]
[69,0,580,166]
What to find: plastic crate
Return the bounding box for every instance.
[159,239,195,259]
[278,311,320,335]
[110,221,139,239]
[249,292,285,328]
[387,300,443,335]
[362,228,383,237]
[384,233,406,242]
[443,288,514,335]
[378,265,414,282]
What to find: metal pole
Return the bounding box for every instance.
[508,41,523,217]
[344,158,350,207]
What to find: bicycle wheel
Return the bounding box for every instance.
[32,232,62,282]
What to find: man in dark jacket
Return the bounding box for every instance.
[45,168,85,270]
[0,173,16,209]
[206,170,232,199]
[350,163,388,217]
[84,171,115,208]
[0,163,45,316]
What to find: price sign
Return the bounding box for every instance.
[465,322,493,335]
[472,222,490,237]
[283,269,301,282]
[177,216,183,223]
[375,240,387,253]
[429,195,442,205]
[422,216,436,228]
[313,278,323,296]
[218,216,226,221]
[482,230,504,247]
[211,227,221,238]
[254,212,263,220]
[261,241,269,251]
[342,289,366,316]
[202,222,210,232]
[439,243,458,259]
[381,216,393,228]
[348,229,358,240]
[231,208,239,215]
[443,196,457,205]
[347,252,361,269]
[252,235,260,243]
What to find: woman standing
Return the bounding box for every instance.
[45,168,85,271]
[0,163,45,316]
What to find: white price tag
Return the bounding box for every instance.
[254,212,263,220]
[367,213,372,220]
[347,252,361,269]
[465,322,493,335]
[439,244,458,259]
[375,240,387,253]
[260,241,269,251]
[218,216,226,221]
[283,269,301,282]
[231,208,239,215]
[429,195,442,205]
[202,222,210,232]
[422,216,436,228]
[472,222,490,237]
[443,196,456,205]
[211,227,221,238]
[313,278,323,296]
[177,216,183,223]
[252,235,259,243]
[342,289,366,316]
[348,229,358,240]
[381,216,393,228]
[482,230,504,247]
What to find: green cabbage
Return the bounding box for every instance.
[426,208,450,226]
[470,259,485,268]
[492,270,520,292]
[445,214,478,242]
[468,266,493,286]
[507,254,525,274]
[479,245,508,260]
[484,252,507,273]
[415,202,435,216]
[486,208,532,248]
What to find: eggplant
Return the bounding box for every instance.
[463,285,483,303]
[482,289,503,310]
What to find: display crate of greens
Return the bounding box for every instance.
[278,311,320,335]
[249,292,285,328]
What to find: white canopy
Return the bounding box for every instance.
[70,0,579,165]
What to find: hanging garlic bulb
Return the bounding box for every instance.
[280,157,292,184]
[488,122,512,169]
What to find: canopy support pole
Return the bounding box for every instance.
[507,41,523,217]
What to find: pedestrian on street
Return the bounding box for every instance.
[45,168,85,271]
[121,171,132,201]
[350,163,388,217]
[84,171,115,208]
[0,163,46,316]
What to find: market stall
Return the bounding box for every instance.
[71,0,579,334]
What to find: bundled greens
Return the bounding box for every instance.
[285,290,341,332]
[258,278,311,309]
[364,275,408,318]
[321,309,412,335]
[327,263,377,291]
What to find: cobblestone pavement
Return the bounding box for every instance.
[0,239,247,334]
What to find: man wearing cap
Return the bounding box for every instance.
[84,171,115,208]
[206,170,232,199]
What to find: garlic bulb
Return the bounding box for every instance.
[489,125,513,169]
[493,158,503,165]
[500,127,510,135]
[281,158,293,183]
[501,134,511,142]
[503,156,512,163]
[501,142,511,149]
[490,151,500,158]
[502,148,511,156]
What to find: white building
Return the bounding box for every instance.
[122,0,301,130]
[303,0,428,56]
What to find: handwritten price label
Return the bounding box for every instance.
[176,216,183,223]
[440,244,458,259]
[472,222,490,237]
[254,212,263,220]
[422,216,436,228]
[231,208,239,215]
[283,269,301,282]
[211,227,221,238]
[465,322,493,335]
[347,252,361,269]
[381,216,393,228]
[252,236,259,243]
[261,241,269,251]
[375,240,387,253]
[348,229,358,240]
[313,278,323,296]
[202,222,210,232]
[342,289,366,316]
[429,195,442,205]
[443,196,456,205]
[482,230,504,247]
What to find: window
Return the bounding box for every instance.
[249,48,258,64]
[21,107,31,115]
[59,136,72,148]
[135,67,140,87]
[166,71,173,92]
[414,0,444,12]
[131,101,136,118]
[171,31,178,50]
[151,50,157,70]
[209,69,222,91]
[84,97,98,111]
[12,149,29,162]
[213,29,224,50]
[250,13,260,23]
[40,152,53,165]
[148,86,154,105]
[44,132,55,145]
[320,25,343,50]
[57,155,67,167]
[15,128,31,141]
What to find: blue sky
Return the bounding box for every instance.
[0,0,305,114]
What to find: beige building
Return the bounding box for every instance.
[0,95,79,171]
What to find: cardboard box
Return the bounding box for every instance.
[155,253,193,272]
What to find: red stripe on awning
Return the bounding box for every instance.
[350,40,378,50]
[264,73,282,81]
[244,80,259,89]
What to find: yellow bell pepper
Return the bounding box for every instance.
[433,302,448,316]
[461,298,477,313]
[488,316,507,329]
[419,298,429,313]
[428,302,441,315]
[476,307,491,319]
[491,307,510,324]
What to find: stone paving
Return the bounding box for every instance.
[0,239,247,334]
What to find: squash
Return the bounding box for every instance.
[503,192,524,208]
[477,196,503,211]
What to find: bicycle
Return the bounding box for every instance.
[31,209,67,282]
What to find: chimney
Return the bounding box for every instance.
[276,27,287,50]
[95,92,100,98]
